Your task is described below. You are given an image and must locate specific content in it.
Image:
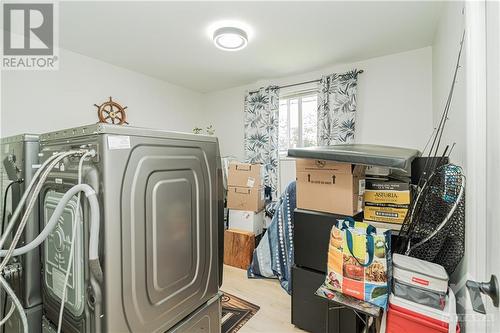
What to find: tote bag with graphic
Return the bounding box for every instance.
[325,218,391,308]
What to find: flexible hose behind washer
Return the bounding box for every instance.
[0,151,81,272]
[0,184,100,263]
[0,276,26,333]
[0,151,103,333]
[0,152,62,249]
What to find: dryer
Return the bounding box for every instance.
[0,134,42,333]
[38,124,223,332]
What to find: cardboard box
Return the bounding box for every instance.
[227,186,265,212]
[228,162,263,188]
[295,159,366,216]
[224,229,255,269]
[364,179,410,224]
[229,210,264,235]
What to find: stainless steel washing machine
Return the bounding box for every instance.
[38,124,223,333]
[0,134,42,333]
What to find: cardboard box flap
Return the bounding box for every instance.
[296,159,353,174]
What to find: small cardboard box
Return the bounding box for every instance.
[227,186,265,212]
[229,210,264,235]
[364,179,410,224]
[228,162,263,188]
[296,159,366,216]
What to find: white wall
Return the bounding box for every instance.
[203,47,433,159]
[1,48,205,137]
[432,1,466,167]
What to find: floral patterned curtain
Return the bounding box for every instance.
[317,69,359,145]
[244,86,280,199]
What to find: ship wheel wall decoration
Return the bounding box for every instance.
[94,97,129,125]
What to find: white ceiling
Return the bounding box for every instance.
[60,1,444,93]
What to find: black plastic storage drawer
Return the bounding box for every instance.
[291,266,359,333]
[294,209,358,273]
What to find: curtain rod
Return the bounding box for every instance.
[248,69,364,94]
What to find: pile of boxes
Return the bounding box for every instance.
[293,159,367,332]
[224,162,265,269]
[292,157,415,332]
[227,162,265,234]
[295,158,411,229]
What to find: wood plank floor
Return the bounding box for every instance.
[221,265,306,333]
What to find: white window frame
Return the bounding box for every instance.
[279,90,318,155]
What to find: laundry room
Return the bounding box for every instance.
[1,1,499,333]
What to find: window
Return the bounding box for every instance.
[279,93,318,154]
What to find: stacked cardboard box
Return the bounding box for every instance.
[227,162,265,213]
[225,162,265,269]
[296,159,366,216]
[363,178,410,229]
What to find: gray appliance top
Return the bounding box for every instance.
[39,123,218,143]
[288,144,421,171]
[1,134,39,144]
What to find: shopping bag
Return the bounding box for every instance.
[324,217,391,308]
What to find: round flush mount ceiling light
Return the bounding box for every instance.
[213,27,248,51]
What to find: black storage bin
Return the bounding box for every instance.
[294,209,402,275]
[292,266,360,333]
[292,266,326,332]
[294,209,359,273]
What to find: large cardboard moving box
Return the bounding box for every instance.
[364,178,410,224]
[227,186,265,212]
[296,159,365,216]
[228,162,263,188]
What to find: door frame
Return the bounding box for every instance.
[464,0,488,332]
[485,0,500,331]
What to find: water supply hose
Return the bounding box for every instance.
[0,151,62,249]
[0,151,81,271]
[0,183,99,258]
[0,276,26,333]
[0,150,103,333]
